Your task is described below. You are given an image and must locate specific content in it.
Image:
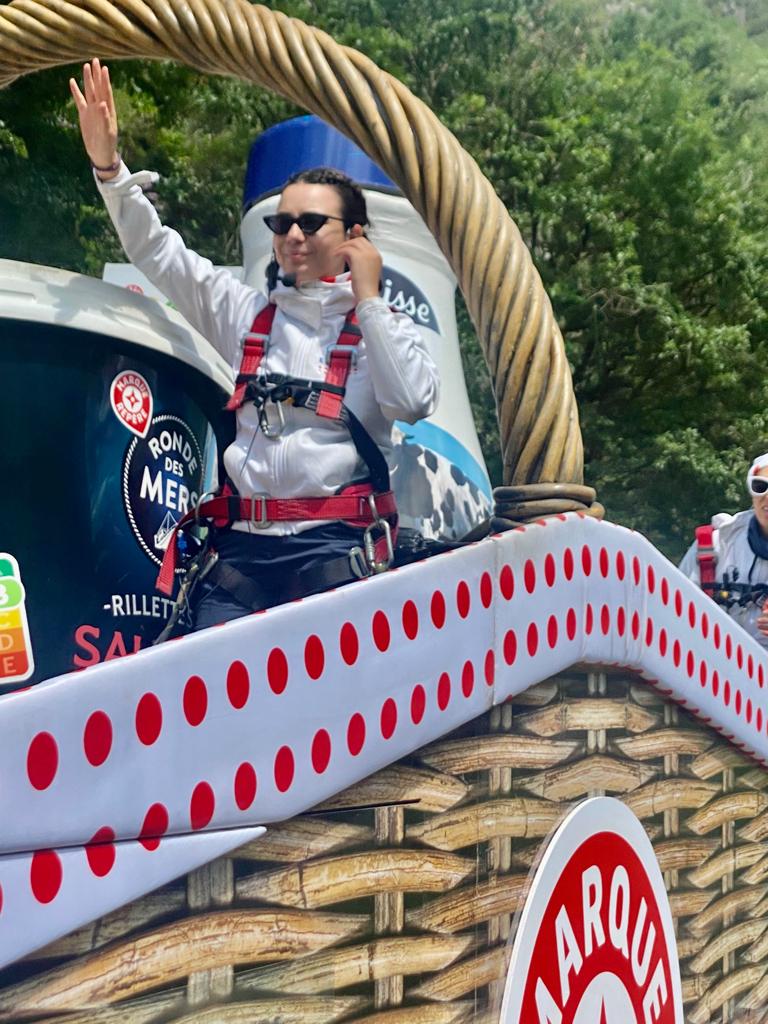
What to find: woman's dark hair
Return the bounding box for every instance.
[284,166,369,229]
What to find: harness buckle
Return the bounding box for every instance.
[325,344,358,368]
[363,493,394,572]
[348,546,370,579]
[248,495,272,529]
[193,491,219,529]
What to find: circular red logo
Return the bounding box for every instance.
[110,370,153,438]
[500,799,682,1024]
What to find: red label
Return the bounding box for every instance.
[0,650,29,680]
[521,832,674,1023]
[110,371,153,438]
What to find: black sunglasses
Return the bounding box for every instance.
[263,212,346,236]
[750,476,768,496]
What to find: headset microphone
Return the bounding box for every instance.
[266,258,297,291]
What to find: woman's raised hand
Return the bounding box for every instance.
[69,59,120,177]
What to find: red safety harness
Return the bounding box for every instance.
[156,302,397,596]
[695,525,716,597]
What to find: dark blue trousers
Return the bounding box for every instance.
[192,523,365,630]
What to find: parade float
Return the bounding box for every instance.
[0,2,765,1022]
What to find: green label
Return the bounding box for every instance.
[0,558,14,578]
[0,577,23,610]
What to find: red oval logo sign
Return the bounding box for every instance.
[110,370,153,439]
[500,798,683,1024]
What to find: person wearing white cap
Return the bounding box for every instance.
[679,453,768,647]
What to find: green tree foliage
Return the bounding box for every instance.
[1,0,767,557]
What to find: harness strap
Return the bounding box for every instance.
[225,303,277,411]
[695,525,716,596]
[316,315,362,419]
[156,489,397,596]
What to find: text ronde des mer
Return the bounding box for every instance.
[535,864,669,1024]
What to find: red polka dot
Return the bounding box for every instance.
[659,628,668,657]
[456,581,471,618]
[747,698,753,724]
[484,650,495,686]
[547,615,558,648]
[735,689,743,716]
[748,654,754,679]
[760,664,765,689]
[480,573,493,608]
[139,803,169,851]
[30,850,62,904]
[724,680,731,707]
[701,613,709,640]
[602,606,611,636]
[714,623,721,650]
[617,607,626,637]
[544,554,556,587]
[674,590,683,617]
[373,611,391,651]
[84,711,113,767]
[563,549,575,581]
[0,884,3,914]
[402,600,419,639]
[86,827,116,878]
[380,698,397,739]
[758,708,764,732]
[686,651,694,678]
[712,670,719,697]
[226,661,250,709]
[135,693,162,745]
[183,676,208,726]
[566,609,577,641]
[499,565,515,600]
[411,685,426,724]
[274,746,295,790]
[27,732,58,791]
[524,560,537,594]
[632,557,641,585]
[311,730,332,773]
[644,617,652,646]
[673,640,681,668]
[234,762,257,809]
[646,565,655,594]
[267,649,289,694]
[688,603,696,629]
[616,551,626,581]
[582,547,593,577]
[586,605,595,636]
[431,589,447,627]
[599,548,610,578]
[726,634,733,660]
[304,635,325,680]
[504,630,517,665]
[661,578,670,605]
[527,623,539,656]
[737,645,744,671]
[190,782,215,830]
[461,661,475,697]
[437,673,451,710]
[340,622,359,665]
[631,612,639,641]
[347,714,366,756]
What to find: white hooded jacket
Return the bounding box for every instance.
[96,166,440,534]
[679,509,768,648]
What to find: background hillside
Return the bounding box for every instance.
[1,0,767,557]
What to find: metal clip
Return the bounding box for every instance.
[325,344,358,368]
[258,398,286,439]
[194,491,218,529]
[363,493,394,572]
[348,546,370,579]
[249,495,272,529]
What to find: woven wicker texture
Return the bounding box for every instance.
[0,0,590,502]
[3,669,767,1022]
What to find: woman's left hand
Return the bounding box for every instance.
[335,225,382,303]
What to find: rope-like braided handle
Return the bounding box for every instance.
[0,0,599,515]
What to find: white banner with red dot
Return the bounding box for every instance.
[0,513,765,965]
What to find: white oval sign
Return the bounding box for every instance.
[499,797,683,1024]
